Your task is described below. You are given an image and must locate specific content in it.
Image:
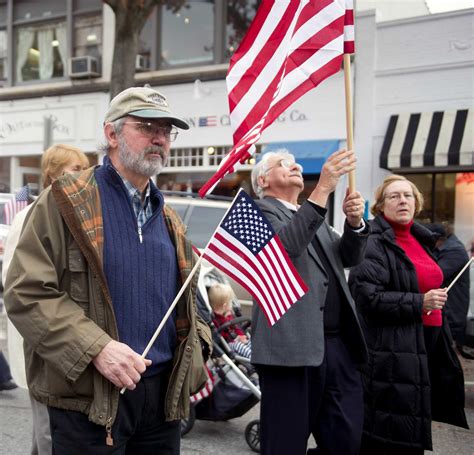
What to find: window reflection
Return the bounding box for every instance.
[226,0,261,58]
[16,23,66,82]
[161,1,214,67]
[0,30,6,81]
[74,14,102,60]
[186,206,227,248]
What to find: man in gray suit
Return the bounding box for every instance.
[250,149,368,455]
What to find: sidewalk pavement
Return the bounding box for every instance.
[1,321,473,454]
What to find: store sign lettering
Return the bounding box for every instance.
[182,109,308,129]
[0,116,70,139]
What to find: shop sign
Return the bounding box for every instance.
[0,109,74,143]
[183,109,308,129]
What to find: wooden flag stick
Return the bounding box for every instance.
[427,257,473,315]
[120,190,244,394]
[446,257,473,293]
[343,53,356,193]
[120,256,203,394]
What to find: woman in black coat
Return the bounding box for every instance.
[349,175,468,454]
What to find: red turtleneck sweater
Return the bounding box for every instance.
[385,217,444,326]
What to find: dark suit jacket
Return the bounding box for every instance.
[250,197,368,367]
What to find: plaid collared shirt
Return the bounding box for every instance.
[114,170,155,229]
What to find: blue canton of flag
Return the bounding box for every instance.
[198,116,217,127]
[221,194,274,254]
[203,189,308,326]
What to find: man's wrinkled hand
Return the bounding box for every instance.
[343,189,365,228]
[92,340,152,390]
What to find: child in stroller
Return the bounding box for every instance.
[180,267,261,452]
[208,283,252,360]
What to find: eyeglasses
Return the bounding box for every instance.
[384,192,415,202]
[265,158,303,174]
[124,121,179,142]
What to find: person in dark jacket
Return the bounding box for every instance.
[425,223,470,348]
[251,149,369,455]
[349,175,468,455]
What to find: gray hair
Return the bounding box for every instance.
[251,149,294,199]
[98,117,127,154]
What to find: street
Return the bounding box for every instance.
[1,334,473,454]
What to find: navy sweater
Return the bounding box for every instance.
[95,162,178,376]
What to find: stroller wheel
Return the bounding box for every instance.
[180,405,196,436]
[245,419,261,453]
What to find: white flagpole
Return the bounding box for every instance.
[121,189,244,394]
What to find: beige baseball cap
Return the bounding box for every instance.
[104,86,189,129]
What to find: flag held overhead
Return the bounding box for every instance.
[199,0,355,197]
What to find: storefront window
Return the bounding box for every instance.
[0,157,10,193]
[226,1,260,58]
[73,0,102,12]
[434,173,455,223]
[15,22,66,82]
[405,172,473,249]
[74,14,102,60]
[0,29,7,82]
[161,1,215,67]
[409,174,433,223]
[138,13,153,69]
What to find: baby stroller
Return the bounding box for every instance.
[181,265,261,452]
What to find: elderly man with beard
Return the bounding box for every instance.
[4,87,212,454]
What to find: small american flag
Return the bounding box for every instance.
[199,0,355,197]
[190,364,215,404]
[198,116,217,127]
[3,185,30,225]
[202,189,308,326]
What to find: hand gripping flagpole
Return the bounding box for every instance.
[121,190,244,394]
[344,53,356,193]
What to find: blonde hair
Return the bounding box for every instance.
[208,283,235,311]
[42,144,89,188]
[371,174,424,217]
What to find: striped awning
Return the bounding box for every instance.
[380,109,473,172]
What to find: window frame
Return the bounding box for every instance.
[1,0,102,87]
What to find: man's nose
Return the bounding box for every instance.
[151,130,167,145]
[290,163,300,172]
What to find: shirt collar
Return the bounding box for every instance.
[102,155,162,210]
[276,198,299,212]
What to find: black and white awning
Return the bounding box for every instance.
[380,109,473,172]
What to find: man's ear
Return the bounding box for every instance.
[258,174,268,189]
[104,123,119,149]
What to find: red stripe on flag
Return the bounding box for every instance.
[228,2,298,113]
[200,1,355,197]
[264,55,343,131]
[206,232,284,319]
[227,0,276,75]
[272,236,309,293]
[203,245,279,325]
[258,246,294,311]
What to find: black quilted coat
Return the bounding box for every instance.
[349,216,468,451]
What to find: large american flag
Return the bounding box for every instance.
[199,0,354,197]
[202,189,308,326]
[3,185,30,225]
